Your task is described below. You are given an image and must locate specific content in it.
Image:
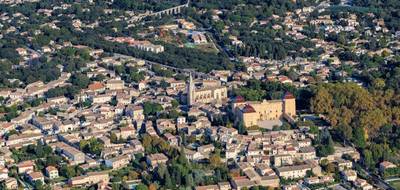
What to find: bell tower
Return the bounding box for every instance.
[187,73,195,106]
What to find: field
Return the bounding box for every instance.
[389,180,400,190]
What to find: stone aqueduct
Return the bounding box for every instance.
[135,0,190,22]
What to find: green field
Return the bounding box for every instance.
[389,181,400,190]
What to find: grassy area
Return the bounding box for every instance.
[389,180,400,190]
[196,43,219,54]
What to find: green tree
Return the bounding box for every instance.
[136,184,148,190]
[353,127,366,149]
[363,149,374,169]
[311,87,333,114]
[71,73,90,89]
[165,170,173,189]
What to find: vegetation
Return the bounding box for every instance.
[11,143,53,162]
[310,83,400,168]
[79,138,104,156]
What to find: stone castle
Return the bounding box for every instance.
[232,92,296,128]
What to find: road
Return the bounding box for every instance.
[355,163,395,190]
[112,53,210,79]
[144,59,211,79]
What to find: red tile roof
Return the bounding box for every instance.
[283,92,295,99]
[234,96,245,103]
[242,104,256,113]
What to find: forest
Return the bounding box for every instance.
[310,83,400,170]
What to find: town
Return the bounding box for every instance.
[0,0,400,190]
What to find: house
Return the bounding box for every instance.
[354,178,373,190]
[379,161,396,172]
[126,105,145,121]
[177,116,186,125]
[17,160,34,174]
[105,155,131,169]
[106,79,125,90]
[258,175,280,188]
[276,164,313,179]
[0,167,8,180]
[92,94,112,104]
[52,142,85,165]
[4,177,18,189]
[255,164,275,176]
[27,171,44,184]
[218,182,231,190]
[342,170,357,182]
[274,154,293,167]
[197,144,215,155]
[118,127,136,139]
[88,82,105,92]
[164,133,179,146]
[6,133,43,147]
[230,176,256,189]
[45,166,59,179]
[156,119,175,134]
[68,171,109,187]
[195,185,219,190]
[146,153,168,168]
[185,148,204,161]
[336,158,353,171]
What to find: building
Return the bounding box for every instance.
[68,171,109,187]
[276,164,313,179]
[187,74,227,106]
[17,160,34,174]
[45,166,59,179]
[354,178,373,190]
[146,153,168,168]
[53,142,85,165]
[0,167,8,180]
[105,155,131,169]
[106,79,125,90]
[27,171,44,184]
[232,92,296,127]
[4,177,18,189]
[342,170,357,182]
[379,161,396,172]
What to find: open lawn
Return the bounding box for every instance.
[389,180,400,190]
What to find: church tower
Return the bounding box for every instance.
[187,73,195,106]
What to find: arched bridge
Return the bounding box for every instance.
[132,0,190,22]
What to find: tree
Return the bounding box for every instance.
[337,124,352,143]
[110,133,118,143]
[148,184,157,190]
[237,122,246,134]
[60,165,76,178]
[185,174,194,187]
[143,102,163,116]
[171,99,179,108]
[79,138,104,156]
[316,129,335,157]
[363,149,374,169]
[136,184,148,190]
[164,170,173,189]
[210,154,222,168]
[353,127,366,149]
[71,73,90,89]
[310,87,333,114]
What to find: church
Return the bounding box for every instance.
[187,74,227,106]
[232,92,296,128]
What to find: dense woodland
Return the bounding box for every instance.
[311,82,400,169]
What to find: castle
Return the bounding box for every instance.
[232,93,296,127]
[187,74,227,106]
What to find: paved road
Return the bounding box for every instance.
[355,163,394,190]
[144,59,210,79]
